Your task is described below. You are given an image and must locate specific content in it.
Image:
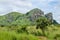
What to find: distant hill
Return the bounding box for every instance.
[0,12,31,26]
[0,8,58,27]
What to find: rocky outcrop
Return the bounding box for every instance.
[45,12,53,23]
[26,8,54,24]
[26,8,44,22]
[26,8,56,24]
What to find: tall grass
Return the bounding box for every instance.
[0,31,16,40]
[0,30,38,40]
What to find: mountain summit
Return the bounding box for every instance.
[26,8,44,21]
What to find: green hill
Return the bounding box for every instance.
[0,12,31,27]
[0,8,58,27]
[0,8,59,40]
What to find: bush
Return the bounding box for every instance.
[36,17,51,36]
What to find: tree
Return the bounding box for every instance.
[36,17,51,36]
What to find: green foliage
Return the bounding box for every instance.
[26,26,43,36]
[36,16,51,29]
[17,26,27,33]
[18,34,38,40]
[36,16,51,36]
[0,12,32,27]
[0,30,38,40]
[0,12,24,26]
[43,25,60,40]
[0,31,17,40]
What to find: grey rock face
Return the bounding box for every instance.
[26,8,44,22]
[26,8,54,24]
[45,12,53,23]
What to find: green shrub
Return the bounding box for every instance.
[36,17,51,36]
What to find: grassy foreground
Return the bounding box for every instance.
[0,25,60,40]
[0,30,38,40]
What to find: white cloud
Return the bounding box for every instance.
[0,0,33,15]
[10,0,32,7]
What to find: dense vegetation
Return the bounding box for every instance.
[0,8,60,40]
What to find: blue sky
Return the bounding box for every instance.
[0,0,60,23]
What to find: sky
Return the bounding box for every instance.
[0,0,60,23]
